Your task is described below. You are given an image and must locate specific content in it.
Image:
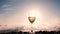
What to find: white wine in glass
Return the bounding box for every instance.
[28,16,36,33]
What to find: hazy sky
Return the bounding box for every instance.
[0,0,60,32]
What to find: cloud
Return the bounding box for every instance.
[2,4,11,8]
[2,4,14,11]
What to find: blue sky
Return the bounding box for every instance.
[0,0,60,32]
[0,0,60,18]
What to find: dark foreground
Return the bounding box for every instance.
[0,31,60,34]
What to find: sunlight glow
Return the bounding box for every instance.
[28,9,42,19]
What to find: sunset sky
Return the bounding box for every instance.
[0,0,60,32]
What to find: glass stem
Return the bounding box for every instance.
[31,24,33,33]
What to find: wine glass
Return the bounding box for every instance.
[28,16,36,33]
